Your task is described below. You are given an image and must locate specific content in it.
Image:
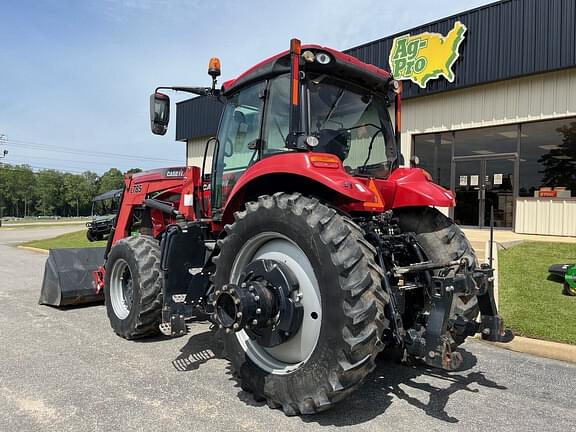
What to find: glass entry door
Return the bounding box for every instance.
[453,155,516,228]
[454,159,481,226]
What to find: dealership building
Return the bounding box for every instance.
[176,0,576,236]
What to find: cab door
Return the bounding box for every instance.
[211,82,265,218]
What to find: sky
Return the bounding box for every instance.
[0,0,495,175]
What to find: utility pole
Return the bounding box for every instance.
[0,134,7,224]
[0,134,7,159]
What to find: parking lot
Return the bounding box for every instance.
[1,226,576,432]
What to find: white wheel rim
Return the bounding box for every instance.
[230,232,322,375]
[109,258,133,320]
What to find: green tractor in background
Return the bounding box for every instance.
[86,189,122,242]
[549,264,576,296]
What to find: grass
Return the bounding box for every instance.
[499,241,576,345]
[22,230,107,249]
[1,218,90,229]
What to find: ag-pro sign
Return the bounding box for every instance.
[389,21,467,88]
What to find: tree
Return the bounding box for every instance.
[0,164,35,217]
[11,165,35,217]
[126,168,142,174]
[35,170,65,216]
[63,173,97,216]
[98,168,124,194]
[0,165,121,217]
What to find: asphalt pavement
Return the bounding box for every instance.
[1,226,575,432]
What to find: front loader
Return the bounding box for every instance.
[97,39,513,415]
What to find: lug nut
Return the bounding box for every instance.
[254,296,260,301]
[223,286,228,291]
[225,328,231,333]
[215,290,221,296]
[233,323,239,330]
[256,308,261,314]
[236,312,242,318]
[428,351,436,358]
[235,298,241,305]
[252,319,258,325]
[241,282,247,288]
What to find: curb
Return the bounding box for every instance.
[476,336,576,365]
[17,245,49,255]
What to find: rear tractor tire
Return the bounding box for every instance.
[395,206,480,348]
[104,235,163,339]
[213,193,389,415]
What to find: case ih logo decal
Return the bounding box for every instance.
[389,21,467,88]
[165,168,185,177]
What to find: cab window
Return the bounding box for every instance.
[262,74,291,155]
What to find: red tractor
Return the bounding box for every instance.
[97,39,513,415]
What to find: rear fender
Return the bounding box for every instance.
[221,153,376,224]
[379,168,455,209]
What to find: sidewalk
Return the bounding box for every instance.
[462,228,576,262]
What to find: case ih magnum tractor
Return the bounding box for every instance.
[96,39,513,415]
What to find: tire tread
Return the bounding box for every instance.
[215,193,389,415]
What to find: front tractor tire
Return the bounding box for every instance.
[104,235,163,340]
[213,193,389,415]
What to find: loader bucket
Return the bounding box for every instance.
[39,247,106,307]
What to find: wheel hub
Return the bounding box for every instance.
[213,259,303,347]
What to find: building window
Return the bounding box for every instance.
[454,125,518,157]
[519,118,576,197]
[413,132,453,189]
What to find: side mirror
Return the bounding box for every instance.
[150,92,170,135]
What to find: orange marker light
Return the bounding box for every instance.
[290,38,301,55]
[290,38,301,106]
[310,154,340,169]
[363,179,385,211]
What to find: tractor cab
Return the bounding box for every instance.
[212,65,399,211]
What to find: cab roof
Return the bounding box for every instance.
[222,44,392,96]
